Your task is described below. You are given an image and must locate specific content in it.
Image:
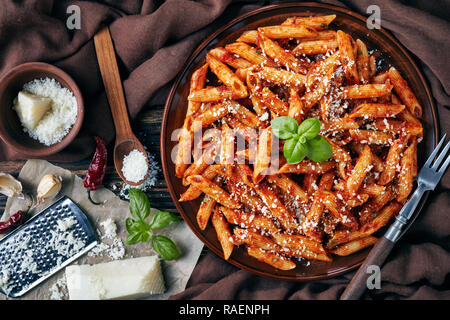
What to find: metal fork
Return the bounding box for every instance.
[341,134,450,300]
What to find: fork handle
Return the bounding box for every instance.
[340,236,394,300]
[385,185,426,242]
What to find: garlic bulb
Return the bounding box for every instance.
[37,174,62,203]
[0,173,23,198]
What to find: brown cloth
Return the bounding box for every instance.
[0,0,449,299]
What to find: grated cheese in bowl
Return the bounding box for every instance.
[13,77,78,146]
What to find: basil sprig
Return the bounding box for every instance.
[271,117,333,164]
[125,188,181,260]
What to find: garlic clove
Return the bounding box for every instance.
[37,174,62,203]
[0,173,23,198]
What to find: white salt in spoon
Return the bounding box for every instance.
[93,26,148,186]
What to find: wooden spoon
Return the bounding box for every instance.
[93,26,148,186]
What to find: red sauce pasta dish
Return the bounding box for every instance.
[173,14,423,270]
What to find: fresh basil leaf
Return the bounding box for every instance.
[297,118,321,141]
[125,232,142,246]
[306,135,333,162]
[271,116,298,140]
[284,138,308,164]
[125,218,137,234]
[152,235,180,260]
[149,211,182,230]
[133,219,151,233]
[139,231,153,243]
[129,188,150,221]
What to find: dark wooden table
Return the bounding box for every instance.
[0,104,177,214]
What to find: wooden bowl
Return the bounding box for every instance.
[161,3,439,281]
[0,62,84,157]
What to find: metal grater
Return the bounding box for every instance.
[0,196,98,298]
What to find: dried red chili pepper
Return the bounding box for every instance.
[0,210,24,234]
[83,136,107,205]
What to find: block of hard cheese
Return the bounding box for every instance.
[14,91,52,130]
[65,256,165,300]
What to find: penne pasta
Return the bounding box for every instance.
[292,39,338,55]
[186,175,241,209]
[211,206,234,260]
[336,30,359,83]
[388,67,422,117]
[197,195,216,230]
[341,82,393,99]
[258,25,316,39]
[346,145,373,195]
[329,236,377,256]
[246,246,296,270]
[176,14,422,270]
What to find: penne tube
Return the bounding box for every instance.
[281,15,336,29]
[282,246,332,262]
[232,228,278,251]
[258,25,317,39]
[318,171,335,191]
[257,32,305,74]
[302,190,325,241]
[302,61,338,111]
[225,42,277,67]
[186,175,240,209]
[253,127,273,183]
[378,136,408,185]
[197,195,217,230]
[194,102,230,127]
[288,88,304,123]
[236,30,258,44]
[372,71,389,84]
[292,39,338,55]
[266,173,308,203]
[209,47,253,69]
[359,185,395,225]
[246,246,296,270]
[261,87,289,116]
[179,165,218,202]
[355,39,370,83]
[271,233,327,255]
[188,85,241,102]
[219,123,235,176]
[349,129,396,145]
[320,117,359,133]
[303,173,319,195]
[175,120,193,178]
[305,51,340,90]
[220,207,280,234]
[254,182,299,232]
[256,66,306,88]
[346,145,373,195]
[329,236,378,256]
[182,142,219,186]
[206,54,248,98]
[396,140,417,202]
[336,30,359,83]
[227,101,262,128]
[370,119,423,137]
[341,82,393,99]
[278,160,336,174]
[320,190,359,230]
[388,67,422,117]
[349,103,404,118]
[211,206,234,260]
[360,201,402,235]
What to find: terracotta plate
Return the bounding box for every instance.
[161,3,438,281]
